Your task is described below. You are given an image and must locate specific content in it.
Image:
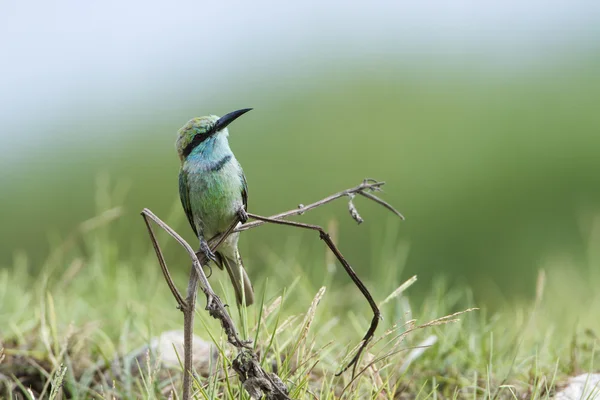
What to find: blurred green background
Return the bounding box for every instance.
[2,1,600,307]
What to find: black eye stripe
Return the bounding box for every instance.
[182,125,216,158]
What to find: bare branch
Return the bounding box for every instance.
[246,212,380,376]
[234,180,394,232]
[141,209,247,348]
[141,213,186,309]
[141,178,404,397]
[182,268,198,399]
[235,180,403,375]
[141,209,199,263]
[140,209,289,400]
[357,190,405,220]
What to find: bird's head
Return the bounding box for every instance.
[175,108,252,162]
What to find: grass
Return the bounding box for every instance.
[1,199,600,399]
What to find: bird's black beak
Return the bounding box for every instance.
[213,108,252,134]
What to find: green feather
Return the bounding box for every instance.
[178,169,198,237]
[240,169,248,211]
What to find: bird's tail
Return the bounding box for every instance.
[215,250,254,306]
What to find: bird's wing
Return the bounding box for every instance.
[240,170,248,211]
[179,169,198,237]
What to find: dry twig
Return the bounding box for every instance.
[141,179,403,399]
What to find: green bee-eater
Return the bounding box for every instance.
[175,108,254,306]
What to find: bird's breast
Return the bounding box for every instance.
[184,155,244,237]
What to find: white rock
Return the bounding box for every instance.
[114,330,218,377]
[150,330,214,369]
[554,373,600,400]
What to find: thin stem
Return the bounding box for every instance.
[141,213,186,308]
[234,180,394,232]
[246,212,380,377]
[141,209,199,262]
[140,209,248,400]
[357,191,405,220]
[141,178,403,398]
[141,209,247,348]
[182,269,198,400]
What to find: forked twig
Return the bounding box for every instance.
[142,210,289,400]
[141,179,403,399]
[142,215,185,308]
[245,212,378,377]
[142,209,254,400]
[238,179,403,375]
[235,179,403,234]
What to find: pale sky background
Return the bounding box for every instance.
[1,0,599,162]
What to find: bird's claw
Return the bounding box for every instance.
[237,208,249,224]
[200,239,218,263]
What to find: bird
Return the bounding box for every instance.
[175,108,254,306]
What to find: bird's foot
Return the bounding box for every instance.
[199,238,218,264]
[194,251,214,277]
[237,208,249,224]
